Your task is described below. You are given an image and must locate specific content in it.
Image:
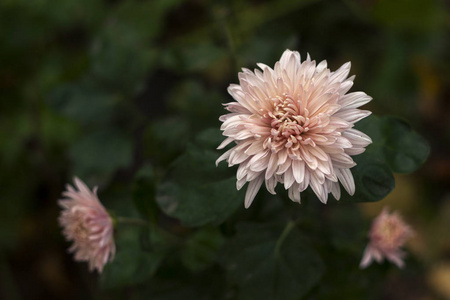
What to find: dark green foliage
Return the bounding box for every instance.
[180,226,225,272]
[306,205,385,300]
[221,222,325,300]
[340,152,395,203]
[380,117,430,173]
[339,115,430,203]
[100,226,165,289]
[357,115,430,174]
[156,129,245,227]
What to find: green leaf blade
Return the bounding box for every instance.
[222,223,325,300]
[382,117,430,173]
[100,227,165,289]
[156,129,244,227]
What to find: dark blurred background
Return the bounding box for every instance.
[1,0,450,299]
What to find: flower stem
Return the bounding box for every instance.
[115,217,149,227]
[275,220,297,258]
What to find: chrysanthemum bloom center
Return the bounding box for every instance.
[264,93,326,152]
[73,215,90,241]
[373,217,410,250]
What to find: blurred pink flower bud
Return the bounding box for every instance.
[360,208,413,269]
[58,177,115,273]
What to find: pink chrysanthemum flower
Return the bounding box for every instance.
[360,208,414,269]
[58,177,115,273]
[217,49,372,208]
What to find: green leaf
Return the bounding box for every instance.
[341,153,395,203]
[181,227,225,272]
[221,222,324,300]
[156,128,244,227]
[338,114,429,203]
[381,117,430,173]
[357,115,430,174]
[100,226,164,289]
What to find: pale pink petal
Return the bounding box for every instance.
[245,175,264,208]
[359,245,376,269]
[330,181,341,200]
[265,176,277,195]
[217,137,235,149]
[339,92,372,109]
[336,168,355,195]
[292,159,305,184]
[288,184,301,203]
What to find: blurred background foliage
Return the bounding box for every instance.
[1,0,450,299]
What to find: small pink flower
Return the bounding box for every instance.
[360,208,413,269]
[58,177,115,273]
